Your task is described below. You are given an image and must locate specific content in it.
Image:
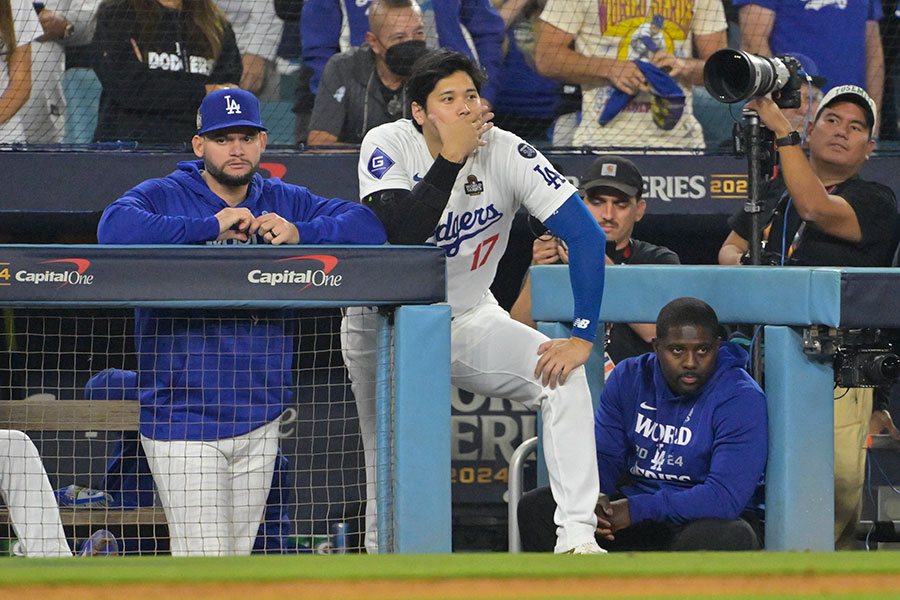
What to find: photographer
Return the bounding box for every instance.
[717,85,900,549]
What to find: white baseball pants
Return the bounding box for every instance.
[342,295,599,554]
[0,429,72,557]
[141,418,280,557]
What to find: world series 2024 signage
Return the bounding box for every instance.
[451,388,537,504]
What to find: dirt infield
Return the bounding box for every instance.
[8,574,900,599]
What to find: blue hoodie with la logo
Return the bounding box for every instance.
[595,342,767,525]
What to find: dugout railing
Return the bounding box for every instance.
[530,264,900,552]
[0,244,451,555]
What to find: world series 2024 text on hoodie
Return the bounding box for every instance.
[97,160,387,441]
[594,341,768,525]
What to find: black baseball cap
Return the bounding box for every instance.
[580,155,643,198]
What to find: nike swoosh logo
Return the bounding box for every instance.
[413,173,423,181]
[639,402,656,411]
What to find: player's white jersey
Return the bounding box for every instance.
[359,120,577,315]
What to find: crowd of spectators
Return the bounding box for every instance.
[1,0,899,147]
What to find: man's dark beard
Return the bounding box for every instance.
[206,161,259,187]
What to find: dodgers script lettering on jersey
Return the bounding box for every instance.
[358,121,578,316]
[434,205,503,257]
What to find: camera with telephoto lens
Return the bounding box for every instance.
[703,49,805,109]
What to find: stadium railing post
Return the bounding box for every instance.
[393,304,452,554]
[764,325,835,551]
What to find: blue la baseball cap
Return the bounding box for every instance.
[196,88,268,135]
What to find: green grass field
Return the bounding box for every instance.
[2,551,900,587]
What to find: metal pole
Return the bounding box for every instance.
[743,109,766,384]
[507,437,538,553]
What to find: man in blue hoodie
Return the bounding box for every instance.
[96,88,386,557]
[518,297,768,551]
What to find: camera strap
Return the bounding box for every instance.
[762,184,839,262]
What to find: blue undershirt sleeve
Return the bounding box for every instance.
[542,193,606,343]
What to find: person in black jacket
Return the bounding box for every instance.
[91,0,242,145]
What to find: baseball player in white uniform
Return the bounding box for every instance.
[342,49,608,554]
[0,429,72,557]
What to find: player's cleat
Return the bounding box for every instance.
[55,484,113,507]
[78,529,119,557]
[566,540,607,555]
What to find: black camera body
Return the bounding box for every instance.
[703,49,805,109]
[836,348,900,388]
[769,55,804,109]
[804,327,900,388]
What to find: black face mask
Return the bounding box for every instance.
[384,40,428,77]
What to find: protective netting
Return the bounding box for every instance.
[0,308,377,556]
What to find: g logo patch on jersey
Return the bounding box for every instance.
[367,148,395,179]
[517,143,537,159]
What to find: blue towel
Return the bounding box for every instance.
[599,61,685,130]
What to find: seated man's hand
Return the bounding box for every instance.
[250,213,300,245]
[595,493,615,540]
[215,207,254,241]
[534,336,592,389]
[532,236,567,265]
[609,498,631,532]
